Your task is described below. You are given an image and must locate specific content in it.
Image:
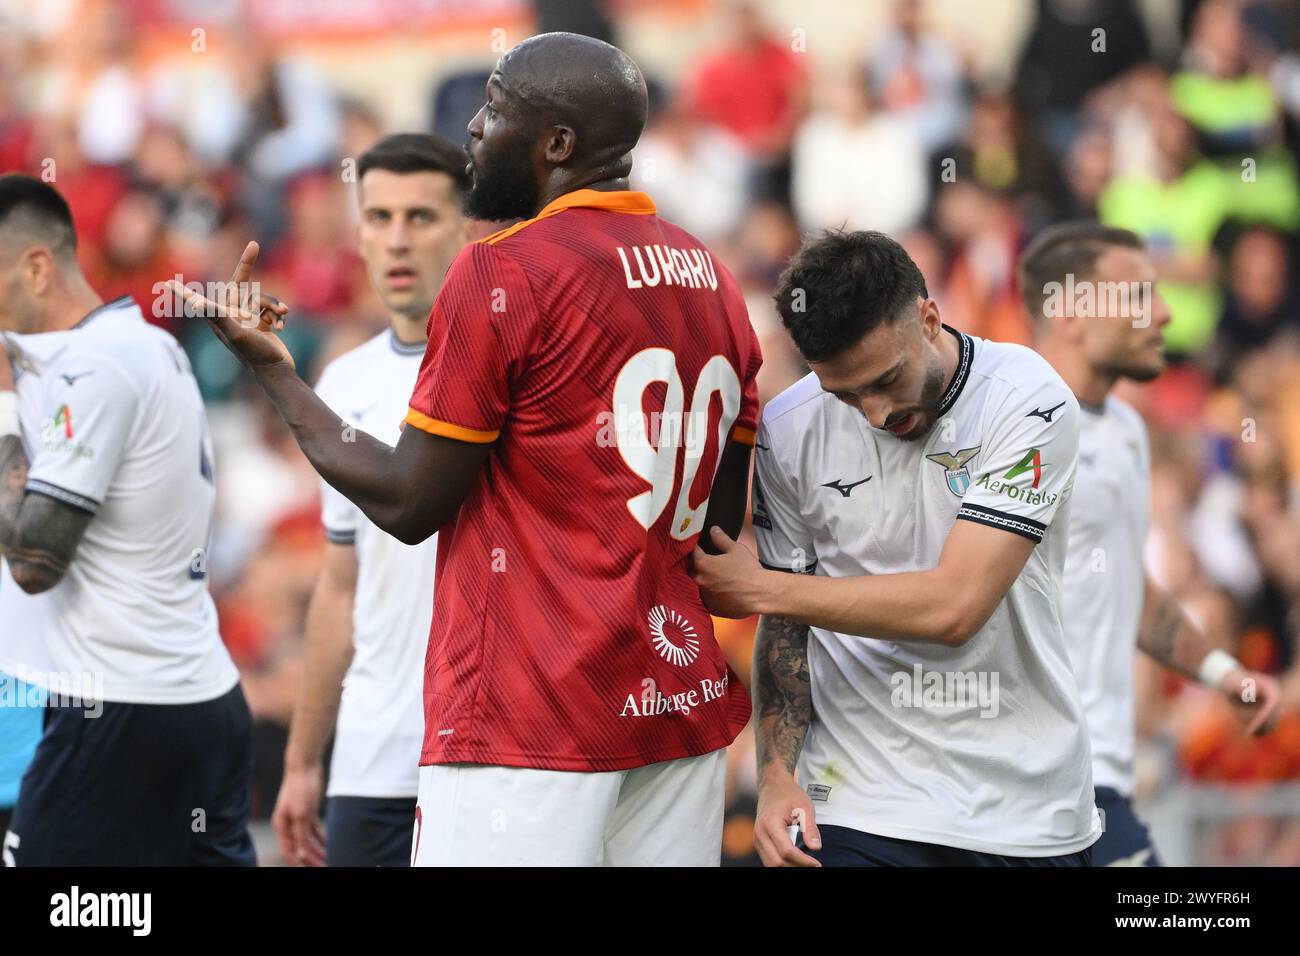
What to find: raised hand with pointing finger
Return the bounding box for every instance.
[169,241,293,371]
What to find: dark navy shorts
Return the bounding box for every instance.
[325,795,417,867]
[802,825,1093,867]
[5,683,256,867]
[1091,787,1161,867]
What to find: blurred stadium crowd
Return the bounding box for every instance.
[2,0,1300,865]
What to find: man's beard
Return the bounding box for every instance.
[465,141,539,222]
[886,357,947,442]
[1100,357,1164,384]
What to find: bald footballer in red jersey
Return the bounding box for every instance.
[182,34,760,865]
[407,187,758,776]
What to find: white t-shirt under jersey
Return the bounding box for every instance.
[753,326,1102,857]
[0,297,237,704]
[1061,396,1151,797]
[314,329,434,800]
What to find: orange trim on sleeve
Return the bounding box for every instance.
[405,408,500,444]
[731,426,757,446]
[479,189,658,246]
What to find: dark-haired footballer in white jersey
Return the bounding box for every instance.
[1,297,251,866]
[0,175,252,866]
[694,230,1101,867]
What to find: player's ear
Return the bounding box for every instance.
[544,125,576,164]
[919,297,942,339]
[20,246,56,297]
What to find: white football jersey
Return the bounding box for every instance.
[314,330,434,799]
[1060,397,1150,796]
[753,326,1102,857]
[0,297,237,704]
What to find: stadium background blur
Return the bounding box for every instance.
[2,0,1299,866]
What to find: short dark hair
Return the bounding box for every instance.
[357,133,471,199]
[1018,221,1144,322]
[774,230,928,362]
[0,174,77,259]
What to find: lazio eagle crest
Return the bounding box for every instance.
[925,445,981,496]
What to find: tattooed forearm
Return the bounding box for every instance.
[0,434,30,551]
[753,613,813,776]
[5,493,94,594]
[1,428,95,592]
[1137,577,1220,681]
[1137,590,1182,667]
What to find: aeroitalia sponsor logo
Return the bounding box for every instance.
[41,405,94,459]
[53,404,73,438]
[974,472,1058,507]
[1004,447,1046,488]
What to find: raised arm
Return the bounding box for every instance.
[250,365,488,544]
[175,243,488,545]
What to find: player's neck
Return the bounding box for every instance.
[1040,339,1114,409]
[536,175,629,211]
[937,321,961,392]
[388,311,427,349]
[1071,368,1115,410]
[42,274,103,334]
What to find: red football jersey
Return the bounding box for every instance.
[406,189,760,771]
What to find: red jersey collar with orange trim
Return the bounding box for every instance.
[537,188,655,216]
[479,188,656,245]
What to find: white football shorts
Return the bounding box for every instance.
[411,748,727,866]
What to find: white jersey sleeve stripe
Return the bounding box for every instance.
[759,558,817,574]
[956,503,1047,542]
[25,478,100,514]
